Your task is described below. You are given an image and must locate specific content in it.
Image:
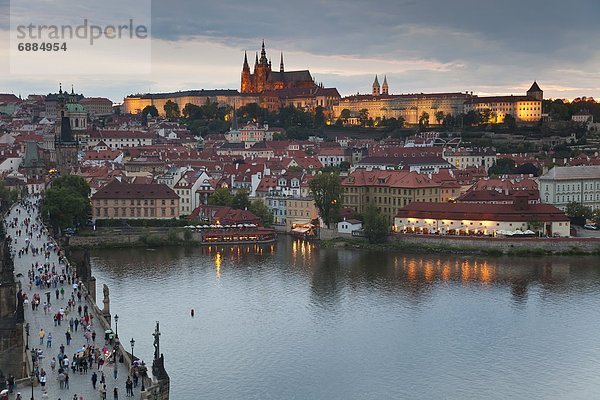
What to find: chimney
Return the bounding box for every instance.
[514,192,529,210]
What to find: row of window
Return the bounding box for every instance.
[548,183,600,192]
[96,199,176,206]
[96,207,176,217]
[345,187,439,195]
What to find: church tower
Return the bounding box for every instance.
[55,84,79,176]
[280,52,284,73]
[372,75,380,96]
[526,81,543,101]
[241,51,252,93]
[382,75,389,95]
[254,40,271,93]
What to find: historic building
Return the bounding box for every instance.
[342,169,442,223]
[54,87,80,175]
[333,77,471,125]
[539,166,600,211]
[123,90,259,116]
[91,180,180,220]
[334,79,543,125]
[465,82,543,123]
[241,41,317,93]
[394,196,570,237]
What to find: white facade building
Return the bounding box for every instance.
[539,166,600,211]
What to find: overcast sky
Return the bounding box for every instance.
[0,0,599,103]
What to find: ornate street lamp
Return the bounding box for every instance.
[114,314,119,336]
[130,338,135,362]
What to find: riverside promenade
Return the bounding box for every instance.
[6,199,135,400]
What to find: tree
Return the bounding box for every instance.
[340,109,351,123]
[515,162,540,176]
[504,114,517,131]
[42,176,91,233]
[141,105,158,119]
[565,201,592,225]
[183,103,203,120]
[0,181,17,213]
[238,103,263,122]
[463,110,482,126]
[249,200,273,227]
[488,158,516,176]
[231,190,251,210]
[592,209,600,226]
[208,188,233,207]
[362,203,389,244]
[51,175,91,199]
[358,109,369,127]
[314,106,325,128]
[164,100,180,119]
[434,111,445,125]
[309,173,342,228]
[418,111,429,129]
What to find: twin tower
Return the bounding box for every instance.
[372,75,389,96]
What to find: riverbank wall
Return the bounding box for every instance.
[398,234,600,254]
[322,234,600,255]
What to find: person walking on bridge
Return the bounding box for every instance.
[39,328,45,345]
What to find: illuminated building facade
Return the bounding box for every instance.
[241,41,317,93]
[465,82,543,123]
[123,90,259,116]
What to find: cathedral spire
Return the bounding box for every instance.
[59,83,62,94]
[243,51,249,69]
[260,40,268,64]
[382,75,389,95]
[280,52,284,73]
[372,75,381,96]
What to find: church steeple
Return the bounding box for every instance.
[280,52,284,73]
[241,51,252,93]
[372,75,381,96]
[243,51,249,70]
[259,40,268,64]
[382,75,389,95]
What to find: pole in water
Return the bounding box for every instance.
[191,309,195,317]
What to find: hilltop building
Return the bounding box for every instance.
[334,79,543,125]
[241,41,317,94]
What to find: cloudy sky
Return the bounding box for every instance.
[1,0,599,103]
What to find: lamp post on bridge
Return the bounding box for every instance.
[114,314,119,336]
[130,338,135,362]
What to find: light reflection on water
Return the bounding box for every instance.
[83,237,600,400]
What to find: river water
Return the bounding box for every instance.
[87,237,600,400]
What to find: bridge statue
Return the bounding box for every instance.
[102,284,110,315]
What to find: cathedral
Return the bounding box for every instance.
[241,41,317,93]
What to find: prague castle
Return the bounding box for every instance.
[241,41,317,93]
[333,76,543,125]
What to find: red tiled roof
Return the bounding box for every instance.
[92,180,178,199]
[396,202,567,222]
[343,170,440,188]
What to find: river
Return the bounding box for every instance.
[86,237,600,400]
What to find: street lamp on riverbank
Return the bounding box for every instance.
[114,314,119,336]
